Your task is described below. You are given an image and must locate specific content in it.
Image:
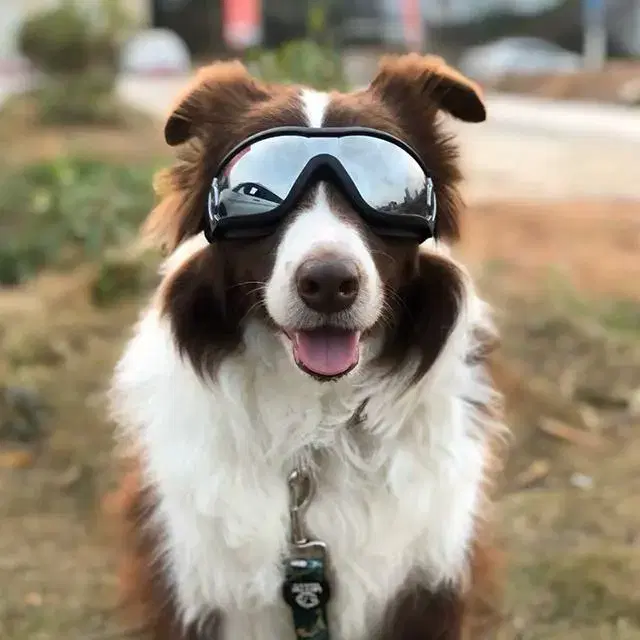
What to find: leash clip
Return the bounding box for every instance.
[288,467,314,545]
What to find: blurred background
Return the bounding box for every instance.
[0,1,638,639]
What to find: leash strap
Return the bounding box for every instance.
[283,542,331,640]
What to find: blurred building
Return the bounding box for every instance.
[1,0,638,71]
[151,0,640,58]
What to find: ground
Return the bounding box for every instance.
[1,112,639,640]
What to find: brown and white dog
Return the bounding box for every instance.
[109,54,505,640]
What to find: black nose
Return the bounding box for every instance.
[295,256,360,313]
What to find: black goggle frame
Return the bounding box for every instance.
[205,126,437,242]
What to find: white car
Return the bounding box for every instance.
[458,37,582,80]
[120,28,191,74]
[219,183,283,217]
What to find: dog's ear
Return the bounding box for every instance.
[164,60,269,146]
[369,54,486,123]
[145,62,270,251]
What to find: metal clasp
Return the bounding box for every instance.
[288,467,314,546]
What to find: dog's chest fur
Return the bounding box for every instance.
[113,295,494,640]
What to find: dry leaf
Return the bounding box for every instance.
[538,417,607,450]
[24,592,43,606]
[0,449,35,469]
[515,459,550,489]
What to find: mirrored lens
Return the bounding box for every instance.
[215,133,431,221]
[336,136,431,218]
[217,136,313,218]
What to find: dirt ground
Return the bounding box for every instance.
[461,199,640,298]
[483,60,640,106]
[1,126,639,639]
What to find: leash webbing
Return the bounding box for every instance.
[283,551,331,640]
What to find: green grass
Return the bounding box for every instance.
[544,268,640,340]
[90,249,160,307]
[0,155,159,285]
[246,39,347,91]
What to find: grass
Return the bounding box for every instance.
[543,266,640,339]
[0,268,139,639]
[0,155,159,285]
[90,249,160,307]
[20,77,138,128]
[0,85,168,288]
[0,90,169,169]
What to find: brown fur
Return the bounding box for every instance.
[108,463,213,639]
[104,460,213,637]
[110,53,502,640]
[370,54,486,124]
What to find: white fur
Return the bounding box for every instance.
[301,88,330,127]
[265,187,383,335]
[110,89,501,640]
[160,231,209,276]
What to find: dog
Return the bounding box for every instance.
[109,54,505,640]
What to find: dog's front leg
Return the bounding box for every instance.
[379,540,504,640]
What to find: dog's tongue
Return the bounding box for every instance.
[294,328,360,377]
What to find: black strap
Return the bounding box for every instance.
[282,543,331,640]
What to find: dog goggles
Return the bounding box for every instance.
[205,127,437,241]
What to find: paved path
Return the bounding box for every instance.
[0,71,35,104]
[450,117,640,202]
[484,93,640,142]
[452,93,640,202]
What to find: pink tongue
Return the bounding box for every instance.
[294,329,360,376]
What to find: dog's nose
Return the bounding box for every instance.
[296,257,360,313]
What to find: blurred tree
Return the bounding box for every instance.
[18,1,96,75]
[18,0,134,76]
[16,0,137,125]
[246,0,346,90]
[262,0,344,48]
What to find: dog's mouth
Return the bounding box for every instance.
[284,327,361,380]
